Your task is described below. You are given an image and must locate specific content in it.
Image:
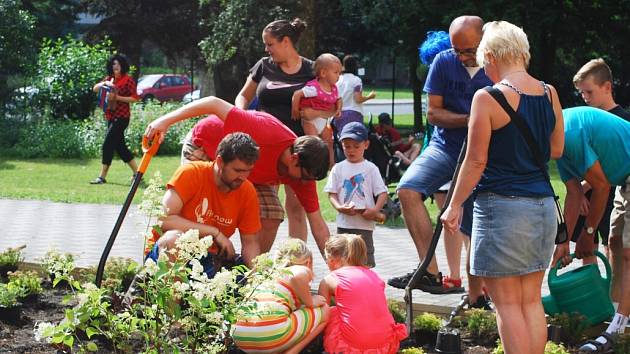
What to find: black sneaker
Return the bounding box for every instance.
[388,272,413,289]
[470,295,493,311]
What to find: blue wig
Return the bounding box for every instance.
[419,31,451,66]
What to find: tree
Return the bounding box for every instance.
[34,36,112,119]
[0,0,36,104]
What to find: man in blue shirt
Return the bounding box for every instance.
[388,16,492,302]
[556,106,630,352]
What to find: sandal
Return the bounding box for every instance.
[89,177,106,184]
[442,275,465,293]
[578,332,615,353]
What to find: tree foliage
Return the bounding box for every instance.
[33,36,112,119]
[0,0,36,102]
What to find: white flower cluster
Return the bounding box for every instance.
[174,229,213,262]
[138,171,166,218]
[33,321,55,342]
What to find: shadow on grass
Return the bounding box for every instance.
[0,160,16,170]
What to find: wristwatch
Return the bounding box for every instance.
[584,225,595,236]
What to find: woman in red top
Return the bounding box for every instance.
[90,54,139,184]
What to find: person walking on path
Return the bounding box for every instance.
[554,106,630,353]
[90,54,139,184]
[144,96,331,256]
[235,18,335,244]
[388,16,492,303]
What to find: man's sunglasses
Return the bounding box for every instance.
[453,47,477,56]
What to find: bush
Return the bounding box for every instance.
[614,332,630,354]
[547,312,587,345]
[7,270,43,298]
[388,299,406,323]
[33,36,112,120]
[466,308,498,339]
[0,247,24,268]
[413,312,442,332]
[400,348,425,354]
[2,100,195,158]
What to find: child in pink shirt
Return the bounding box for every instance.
[318,234,407,353]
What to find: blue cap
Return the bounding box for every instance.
[339,121,368,141]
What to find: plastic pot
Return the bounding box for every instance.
[435,327,462,354]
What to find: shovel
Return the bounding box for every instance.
[404,139,467,335]
[95,135,161,287]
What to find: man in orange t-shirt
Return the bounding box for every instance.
[146,133,261,277]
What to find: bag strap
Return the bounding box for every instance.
[483,86,551,183]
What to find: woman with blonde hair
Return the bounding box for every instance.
[441,21,564,353]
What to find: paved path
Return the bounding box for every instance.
[0,198,599,315]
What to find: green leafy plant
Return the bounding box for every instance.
[35,174,288,353]
[547,312,588,345]
[544,341,569,354]
[400,347,425,354]
[466,308,498,339]
[493,338,504,354]
[413,312,442,332]
[0,246,24,268]
[388,299,406,323]
[7,270,43,298]
[40,250,79,290]
[0,283,21,307]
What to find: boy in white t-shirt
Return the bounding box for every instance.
[324,122,388,266]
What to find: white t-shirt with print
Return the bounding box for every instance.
[324,159,388,230]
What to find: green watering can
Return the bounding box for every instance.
[542,251,614,325]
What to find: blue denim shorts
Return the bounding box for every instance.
[470,192,556,277]
[397,144,473,235]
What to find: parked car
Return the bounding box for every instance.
[182,89,200,103]
[136,74,193,102]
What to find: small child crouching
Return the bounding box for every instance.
[319,234,407,353]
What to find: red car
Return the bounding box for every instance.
[136,74,192,102]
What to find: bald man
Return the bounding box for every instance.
[389,16,492,303]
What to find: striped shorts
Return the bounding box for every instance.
[180,131,209,164]
[233,305,326,353]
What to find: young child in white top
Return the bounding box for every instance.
[323,122,388,266]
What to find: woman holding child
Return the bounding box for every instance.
[441,21,564,353]
[235,18,334,244]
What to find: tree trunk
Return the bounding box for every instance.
[298,0,316,59]
[409,52,424,134]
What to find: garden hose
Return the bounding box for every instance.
[95,134,161,288]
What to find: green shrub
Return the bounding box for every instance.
[33,36,112,119]
[492,339,504,354]
[0,246,24,268]
[547,312,587,345]
[0,283,21,307]
[400,348,425,354]
[388,299,406,323]
[466,308,498,338]
[413,312,442,332]
[7,270,43,298]
[544,341,569,354]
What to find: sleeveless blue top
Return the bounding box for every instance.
[476,83,555,197]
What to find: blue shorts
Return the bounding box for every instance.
[470,192,556,277]
[146,244,244,278]
[397,144,474,235]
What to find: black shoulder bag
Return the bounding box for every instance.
[484,86,568,244]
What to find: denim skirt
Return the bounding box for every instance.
[470,192,556,277]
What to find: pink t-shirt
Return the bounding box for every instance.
[190,107,320,213]
[299,79,339,111]
[331,266,403,348]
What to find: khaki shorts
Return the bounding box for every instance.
[610,178,630,248]
[254,184,284,221]
[181,131,209,164]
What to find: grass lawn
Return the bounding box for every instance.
[0,155,566,226]
[364,86,414,99]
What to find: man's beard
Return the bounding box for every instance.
[220,173,243,191]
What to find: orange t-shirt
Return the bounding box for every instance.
[145,161,260,254]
